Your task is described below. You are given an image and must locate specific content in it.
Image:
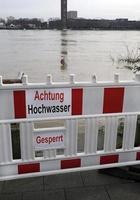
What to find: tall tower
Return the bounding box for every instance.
[61,0,67,29]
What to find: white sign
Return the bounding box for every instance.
[34,129,65,150]
[26,88,71,118]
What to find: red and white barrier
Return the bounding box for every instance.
[0,73,140,181]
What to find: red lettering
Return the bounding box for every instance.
[34,90,65,102]
[60,135,63,142]
[34,91,40,101]
[52,137,56,142]
[48,137,53,144]
[35,135,64,145]
[41,137,45,143]
[40,93,44,100]
[36,136,41,144]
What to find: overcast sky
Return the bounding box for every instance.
[0,0,140,20]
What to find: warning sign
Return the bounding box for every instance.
[26,88,71,118]
[13,88,83,119]
[34,129,65,150]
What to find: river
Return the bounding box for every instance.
[0,30,140,83]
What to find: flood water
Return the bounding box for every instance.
[0,30,140,83]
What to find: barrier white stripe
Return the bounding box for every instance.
[123,86,140,112]
[41,160,60,172]
[81,154,100,167]
[0,164,17,178]
[119,151,136,162]
[0,90,14,120]
[83,87,103,114]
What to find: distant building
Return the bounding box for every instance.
[28,24,36,29]
[67,11,78,19]
[116,18,128,22]
[0,22,6,29]
[0,18,5,23]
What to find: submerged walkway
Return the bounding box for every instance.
[0,169,140,200]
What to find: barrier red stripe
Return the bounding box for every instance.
[13,90,26,118]
[72,89,83,115]
[100,155,119,165]
[136,152,140,160]
[61,158,81,169]
[18,163,40,174]
[103,88,124,113]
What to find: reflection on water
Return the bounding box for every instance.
[60,30,68,70]
[60,30,78,71]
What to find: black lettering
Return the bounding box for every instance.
[28,104,34,114]
[38,106,42,114]
[67,105,71,112]
[41,104,46,113]
[64,105,68,112]
[46,106,52,113]
[60,105,64,112]
[34,106,38,114]
[52,106,56,113]
[56,105,60,112]
[28,104,71,115]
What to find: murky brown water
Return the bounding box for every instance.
[0,30,139,82]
